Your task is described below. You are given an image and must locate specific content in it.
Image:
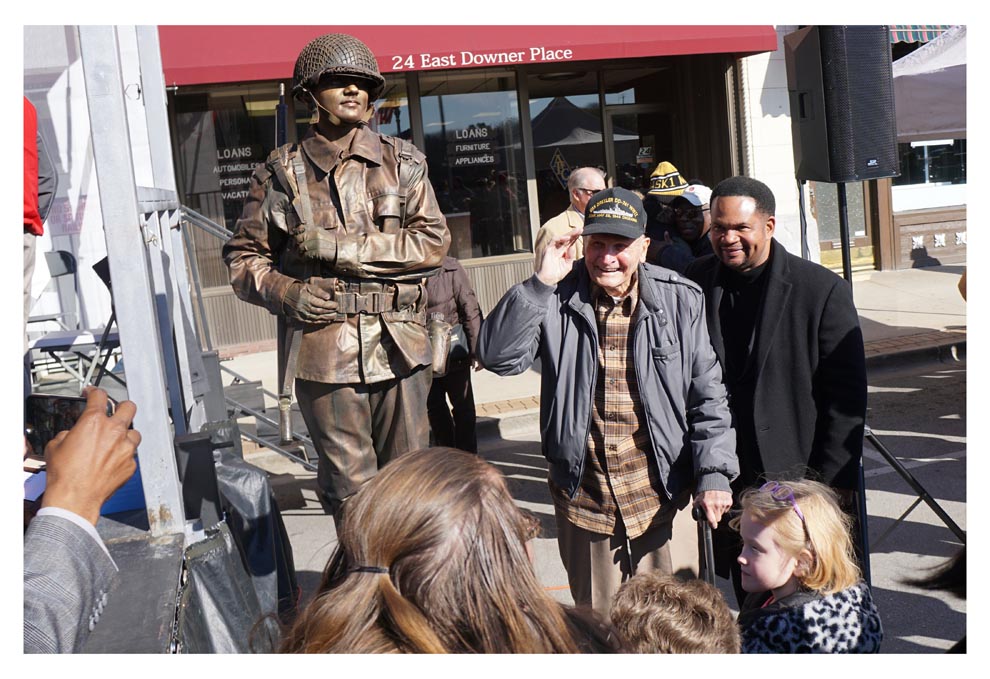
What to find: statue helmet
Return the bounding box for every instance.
[292,33,386,105]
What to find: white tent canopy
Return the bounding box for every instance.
[892,25,966,142]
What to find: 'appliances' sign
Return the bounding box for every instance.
[447,124,496,167]
[391,46,575,71]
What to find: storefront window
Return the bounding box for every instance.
[893,139,966,186]
[891,139,966,212]
[173,84,282,291]
[369,76,411,139]
[174,83,281,234]
[603,65,670,106]
[419,69,531,259]
[527,70,605,225]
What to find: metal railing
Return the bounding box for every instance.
[179,206,317,471]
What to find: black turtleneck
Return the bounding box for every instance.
[717,244,773,488]
[718,251,771,386]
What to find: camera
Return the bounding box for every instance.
[24,394,115,456]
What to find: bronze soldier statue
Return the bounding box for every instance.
[223,33,450,523]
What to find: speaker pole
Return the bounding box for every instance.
[835,181,873,585]
[836,182,854,284]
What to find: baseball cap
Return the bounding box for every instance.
[674,184,713,207]
[582,187,646,240]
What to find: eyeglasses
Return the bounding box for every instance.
[317,75,371,91]
[575,187,602,197]
[760,481,808,530]
[673,207,710,219]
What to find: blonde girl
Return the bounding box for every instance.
[730,478,883,653]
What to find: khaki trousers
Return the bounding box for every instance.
[554,490,699,616]
[296,365,431,525]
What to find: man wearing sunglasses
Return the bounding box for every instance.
[653,183,714,274]
[685,176,867,604]
[223,33,449,525]
[532,167,607,271]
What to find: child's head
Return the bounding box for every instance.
[730,479,860,597]
[610,571,740,653]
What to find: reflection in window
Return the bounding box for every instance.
[602,64,674,195]
[528,70,605,225]
[605,87,635,105]
[174,83,280,233]
[420,69,530,259]
[173,84,282,293]
[602,64,670,106]
[893,139,966,186]
[370,93,411,139]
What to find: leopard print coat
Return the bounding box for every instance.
[737,582,883,653]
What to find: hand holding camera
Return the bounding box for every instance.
[40,388,142,526]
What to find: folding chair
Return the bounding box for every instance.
[27,255,122,392]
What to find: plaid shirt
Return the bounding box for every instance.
[549,277,665,539]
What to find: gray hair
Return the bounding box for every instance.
[567,167,606,192]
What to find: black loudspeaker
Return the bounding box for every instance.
[784,25,899,183]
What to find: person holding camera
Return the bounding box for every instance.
[24,387,141,653]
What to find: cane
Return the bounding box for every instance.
[692,505,716,586]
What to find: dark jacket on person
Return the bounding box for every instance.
[424,256,482,360]
[684,240,866,491]
[477,262,737,499]
[657,234,714,274]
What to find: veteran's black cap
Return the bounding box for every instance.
[582,187,647,240]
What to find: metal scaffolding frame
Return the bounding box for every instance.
[78,26,204,537]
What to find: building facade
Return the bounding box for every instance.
[158,25,782,352]
[25,25,963,354]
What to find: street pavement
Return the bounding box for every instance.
[234,263,966,653]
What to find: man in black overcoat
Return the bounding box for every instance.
[685,176,867,604]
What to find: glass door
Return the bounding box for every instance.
[605,105,674,193]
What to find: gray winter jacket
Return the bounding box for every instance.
[478,262,737,499]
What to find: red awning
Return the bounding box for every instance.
[158,25,778,87]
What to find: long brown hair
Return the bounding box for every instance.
[279,447,620,653]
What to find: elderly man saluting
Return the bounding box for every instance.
[479,187,737,615]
